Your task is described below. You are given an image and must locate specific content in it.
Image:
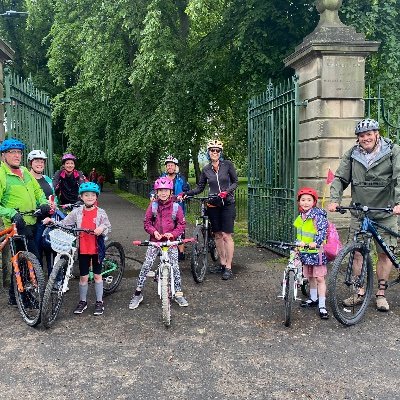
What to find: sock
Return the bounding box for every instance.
[95,281,103,302]
[319,296,326,309]
[310,288,318,302]
[79,283,88,302]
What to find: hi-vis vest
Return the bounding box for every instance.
[293,215,318,254]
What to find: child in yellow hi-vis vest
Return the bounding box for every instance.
[294,187,329,320]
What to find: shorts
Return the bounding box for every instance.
[207,203,236,234]
[302,265,327,278]
[349,215,398,254]
[78,254,101,276]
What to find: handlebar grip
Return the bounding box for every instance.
[182,237,195,243]
[132,241,142,246]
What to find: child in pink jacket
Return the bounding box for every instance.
[129,177,187,309]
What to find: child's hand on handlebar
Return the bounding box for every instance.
[154,231,163,240]
[94,227,105,236]
[163,232,174,240]
[308,242,317,249]
[42,217,53,225]
[177,193,186,201]
[296,241,306,248]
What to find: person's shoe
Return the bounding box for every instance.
[129,293,143,310]
[376,295,389,312]
[319,307,329,320]
[174,296,189,307]
[74,300,88,314]
[222,268,233,280]
[93,301,104,316]
[178,252,186,261]
[342,293,365,307]
[208,264,225,274]
[301,299,319,308]
[8,297,17,306]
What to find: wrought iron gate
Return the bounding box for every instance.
[3,67,53,175]
[247,76,300,248]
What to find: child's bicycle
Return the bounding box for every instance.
[0,215,45,327]
[185,196,219,283]
[41,223,125,328]
[133,238,195,327]
[267,240,310,327]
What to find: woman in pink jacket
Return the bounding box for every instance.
[129,177,188,309]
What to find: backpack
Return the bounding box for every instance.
[323,222,342,262]
[151,201,180,222]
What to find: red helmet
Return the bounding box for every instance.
[297,187,318,205]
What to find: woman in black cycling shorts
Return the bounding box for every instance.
[181,139,238,280]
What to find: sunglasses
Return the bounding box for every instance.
[209,148,221,153]
[6,149,23,155]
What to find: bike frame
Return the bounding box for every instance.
[157,244,176,299]
[281,249,303,300]
[52,242,77,294]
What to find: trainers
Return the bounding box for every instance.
[222,268,233,280]
[319,307,329,320]
[74,300,88,314]
[93,301,104,316]
[174,296,189,307]
[209,264,225,274]
[342,293,365,307]
[376,295,389,312]
[301,299,318,308]
[129,293,143,310]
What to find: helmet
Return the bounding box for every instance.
[27,149,47,162]
[297,187,318,204]
[164,155,178,165]
[207,139,223,150]
[62,153,77,163]
[154,177,173,190]
[0,138,25,153]
[79,182,100,195]
[355,119,379,135]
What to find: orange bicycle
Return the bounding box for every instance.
[1,222,44,327]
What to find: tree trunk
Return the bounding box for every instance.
[146,150,160,182]
[192,145,201,183]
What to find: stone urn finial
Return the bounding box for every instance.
[315,0,344,27]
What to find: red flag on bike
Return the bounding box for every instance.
[326,168,335,184]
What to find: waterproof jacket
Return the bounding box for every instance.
[330,137,400,220]
[0,162,47,227]
[53,169,86,205]
[143,196,185,242]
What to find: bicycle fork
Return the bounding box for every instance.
[11,252,36,292]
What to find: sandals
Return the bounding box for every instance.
[376,280,389,312]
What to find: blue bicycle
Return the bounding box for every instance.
[328,204,400,326]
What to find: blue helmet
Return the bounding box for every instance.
[0,138,25,153]
[79,182,100,195]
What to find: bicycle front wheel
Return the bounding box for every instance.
[328,242,373,326]
[42,258,68,328]
[191,225,208,283]
[161,265,171,327]
[102,242,126,295]
[284,270,295,327]
[13,251,45,327]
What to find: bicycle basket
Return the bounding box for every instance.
[49,229,75,253]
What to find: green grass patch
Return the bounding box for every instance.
[115,188,149,210]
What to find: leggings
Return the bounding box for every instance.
[136,246,182,292]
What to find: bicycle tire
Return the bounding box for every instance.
[284,270,295,327]
[102,241,126,295]
[208,232,219,262]
[41,258,68,328]
[301,278,309,297]
[328,242,373,326]
[161,265,171,327]
[191,225,208,283]
[13,251,45,327]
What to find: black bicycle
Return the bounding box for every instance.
[186,196,219,283]
[328,204,399,326]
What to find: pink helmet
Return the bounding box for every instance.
[154,177,173,190]
[62,153,77,164]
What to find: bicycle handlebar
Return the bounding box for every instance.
[266,240,316,250]
[335,204,393,214]
[132,238,195,247]
[46,221,95,235]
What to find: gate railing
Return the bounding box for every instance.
[3,67,53,175]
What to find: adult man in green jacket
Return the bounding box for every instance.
[328,119,400,312]
[0,138,50,305]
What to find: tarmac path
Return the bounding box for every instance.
[0,188,399,399]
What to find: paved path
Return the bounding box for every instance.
[0,188,399,399]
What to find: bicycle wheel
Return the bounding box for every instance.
[328,242,373,326]
[161,265,171,327]
[284,270,295,327]
[102,242,126,295]
[301,278,309,297]
[208,230,219,262]
[13,251,45,327]
[41,258,68,328]
[191,225,208,283]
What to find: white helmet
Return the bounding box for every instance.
[207,139,223,150]
[27,149,47,162]
[164,155,178,165]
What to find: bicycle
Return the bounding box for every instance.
[41,223,125,328]
[328,204,399,326]
[0,219,45,327]
[267,240,310,327]
[185,196,219,283]
[132,238,194,327]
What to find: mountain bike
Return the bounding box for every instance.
[186,196,219,283]
[133,238,194,327]
[0,220,45,327]
[267,240,310,327]
[41,223,125,328]
[328,204,400,326]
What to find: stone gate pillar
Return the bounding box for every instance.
[284,0,379,214]
[0,40,14,141]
